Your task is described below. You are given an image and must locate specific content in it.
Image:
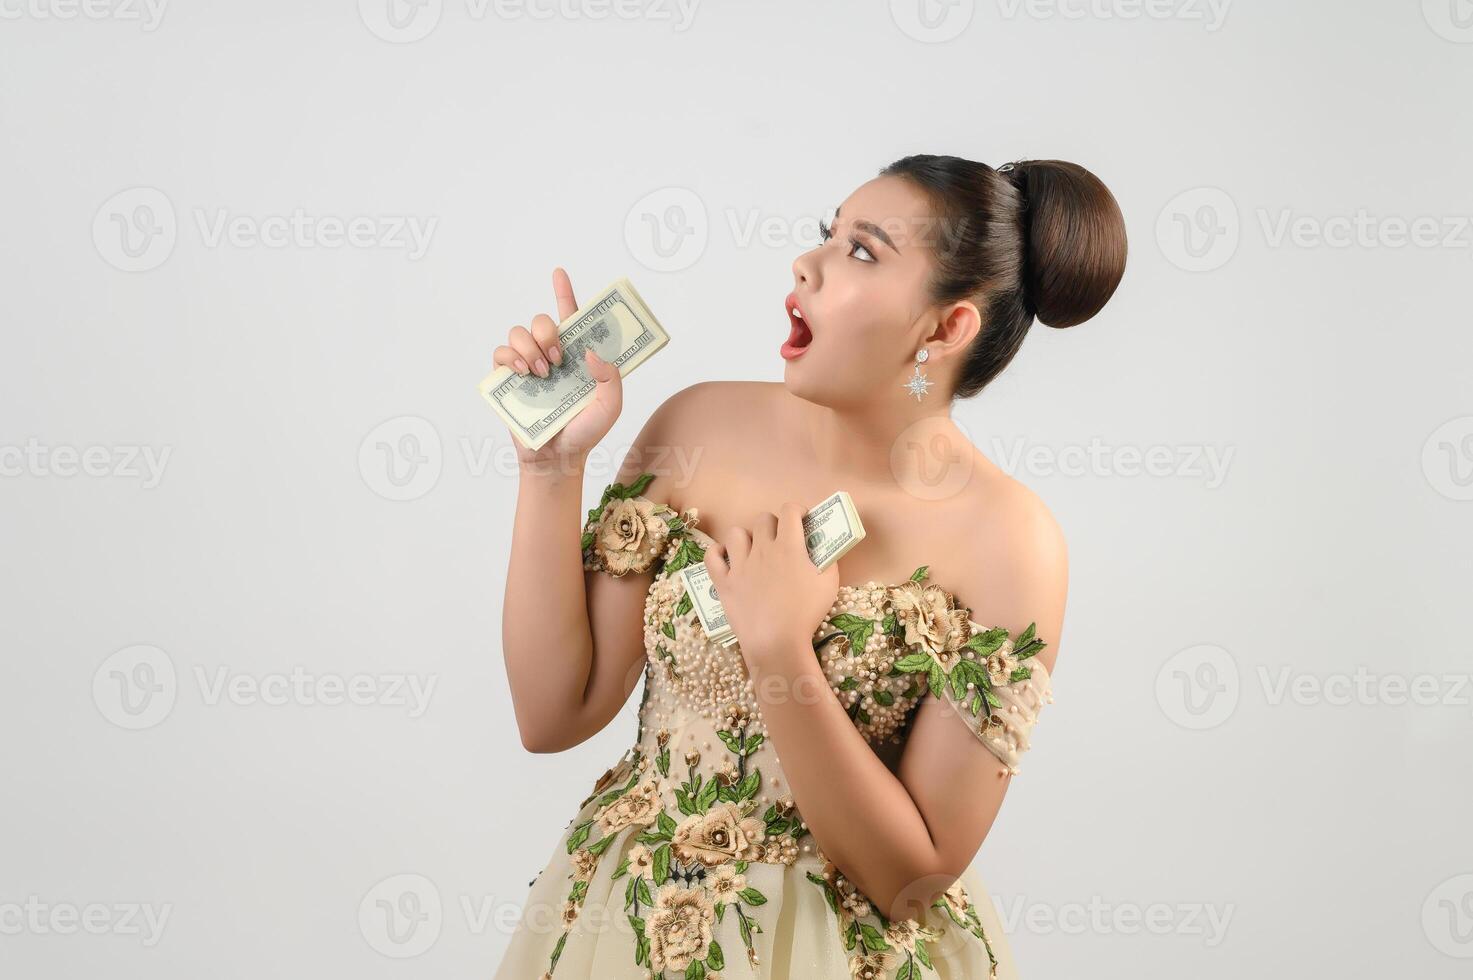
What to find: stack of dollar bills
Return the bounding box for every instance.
[679,490,866,648]
[478,277,669,451]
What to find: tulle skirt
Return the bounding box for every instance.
[493,815,1018,980]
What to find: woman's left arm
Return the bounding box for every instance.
[704,498,1068,923]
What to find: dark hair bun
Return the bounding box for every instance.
[1011,160,1127,329]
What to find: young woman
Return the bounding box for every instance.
[493,154,1127,979]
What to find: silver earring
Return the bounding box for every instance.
[902,348,934,402]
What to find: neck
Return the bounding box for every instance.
[794,386,963,488]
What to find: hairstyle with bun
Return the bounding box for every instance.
[879,154,1127,398]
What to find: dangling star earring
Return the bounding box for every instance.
[902,347,934,402]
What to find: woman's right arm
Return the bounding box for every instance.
[494,267,672,753]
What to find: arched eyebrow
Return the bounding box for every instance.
[833,205,901,254]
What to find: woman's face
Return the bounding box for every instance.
[781,175,961,409]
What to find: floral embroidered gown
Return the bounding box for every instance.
[494,474,1055,980]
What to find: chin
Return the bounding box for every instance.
[780,358,842,408]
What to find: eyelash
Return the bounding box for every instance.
[818,219,876,263]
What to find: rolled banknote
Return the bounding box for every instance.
[680,490,866,647]
[478,277,670,451]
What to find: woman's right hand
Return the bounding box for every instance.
[492,267,624,473]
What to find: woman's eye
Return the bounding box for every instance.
[816,220,875,262]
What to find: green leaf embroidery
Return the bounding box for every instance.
[661,620,676,641]
[652,843,671,885]
[663,537,705,575]
[1010,665,1033,683]
[695,776,720,812]
[965,627,1010,658]
[881,611,900,637]
[674,592,693,617]
[909,564,929,582]
[656,747,670,777]
[806,871,839,916]
[611,857,629,880]
[873,689,895,706]
[927,663,945,698]
[636,876,653,906]
[894,653,933,673]
[684,958,705,979]
[829,612,875,657]
[706,939,725,970]
[738,886,768,906]
[565,820,593,853]
[896,957,915,980]
[859,922,891,951]
[1014,622,1046,661]
[743,732,764,754]
[735,769,761,800]
[657,810,677,837]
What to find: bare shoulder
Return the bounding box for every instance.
[950,457,1069,673]
[609,380,773,505]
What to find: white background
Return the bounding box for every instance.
[2,1,1471,977]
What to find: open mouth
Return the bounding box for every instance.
[781,293,813,359]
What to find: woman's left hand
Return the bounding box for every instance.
[703,502,841,665]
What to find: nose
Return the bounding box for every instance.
[792,244,819,290]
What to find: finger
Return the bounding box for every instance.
[778,501,807,550]
[492,343,530,375]
[722,527,751,570]
[704,542,727,578]
[510,323,551,378]
[552,267,579,323]
[754,511,779,541]
[582,346,623,424]
[530,311,563,370]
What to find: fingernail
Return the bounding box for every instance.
[548,344,561,365]
[535,357,549,377]
[515,358,528,374]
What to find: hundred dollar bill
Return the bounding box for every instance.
[478,277,670,451]
[679,490,867,648]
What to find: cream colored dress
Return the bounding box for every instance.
[494,475,1054,980]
